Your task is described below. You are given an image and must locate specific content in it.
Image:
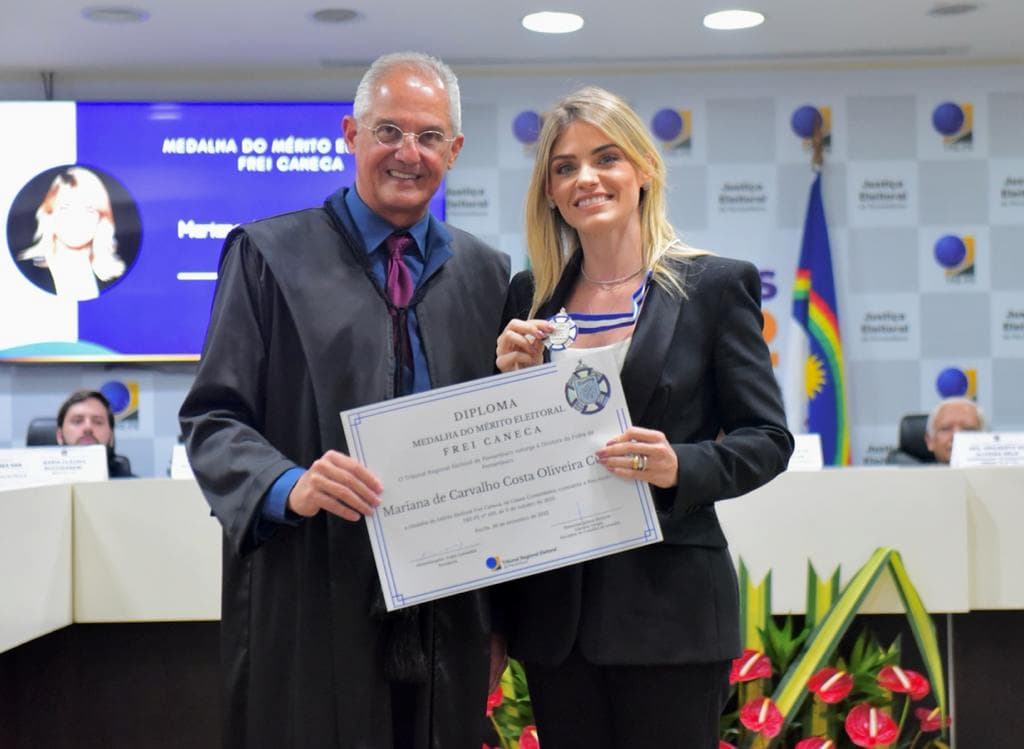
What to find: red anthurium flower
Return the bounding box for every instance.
[877,665,930,700]
[719,742,738,749]
[807,667,854,704]
[519,725,540,749]
[915,706,952,732]
[485,684,503,716]
[729,649,773,683]
[795,738,836,749]
[739,697,783,738]
[845,703,899,748]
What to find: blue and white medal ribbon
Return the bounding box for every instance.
[544,270,652,349]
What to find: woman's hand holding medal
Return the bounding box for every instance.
[497,313,678,489]
[497,306,583,373]
[495,318,556,372]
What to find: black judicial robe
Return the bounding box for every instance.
[180,202,510,748]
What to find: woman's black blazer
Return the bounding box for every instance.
[496,250,794,666]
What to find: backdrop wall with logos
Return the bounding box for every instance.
[0,64,1021,471]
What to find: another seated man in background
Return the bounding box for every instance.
[56,389,135,478]
[924,396,985,465]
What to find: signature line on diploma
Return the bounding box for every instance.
[413,541,479,563]
[556,508,619,528]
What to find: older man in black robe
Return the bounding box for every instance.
[180,52,509,748]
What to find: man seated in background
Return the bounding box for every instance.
[924,396,984,464]
[56,389,135,478]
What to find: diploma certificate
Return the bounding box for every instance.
[341,350,663,611]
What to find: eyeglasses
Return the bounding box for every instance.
[364,122,455,152]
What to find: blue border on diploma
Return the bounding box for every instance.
[617,406,659,540]
[343,364,661,609]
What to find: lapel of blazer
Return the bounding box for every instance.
[539,250,683,420]
[620,281,681,419]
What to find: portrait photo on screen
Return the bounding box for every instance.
[0,100,445,362]
[6,164,142,301]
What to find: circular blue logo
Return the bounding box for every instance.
[651,108,683,141]
[512,111,542,145]
[100,380,131,414]
[791,105,822,139]
[936,367,969,398]
[932,102,964,136]
[933,235,966,268]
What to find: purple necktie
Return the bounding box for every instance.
[385,232,414,308]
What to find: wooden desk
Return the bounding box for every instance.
[718,466,973,613]
[4,466,1022,643]
[962,467,1024,609]
[72,478,221,622]
[0,484,71,653]
[2,467,1021,748]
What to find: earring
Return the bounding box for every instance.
[547,199,556,209]
[641,182,651,191]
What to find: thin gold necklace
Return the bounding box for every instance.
[580,264,645,289]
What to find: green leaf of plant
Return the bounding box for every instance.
[765,547,949,736]
[759,615,812,673]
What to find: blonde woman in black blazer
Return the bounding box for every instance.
[494,86,794,748]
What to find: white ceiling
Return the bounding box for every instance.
[1,1,1022,77]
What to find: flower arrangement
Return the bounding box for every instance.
[722,626,950,748]
[483,547,949,749]
[719,547,951,749]
[485,657,539,749]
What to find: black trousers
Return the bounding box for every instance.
[390,681,420,749]
[524,646,731,749]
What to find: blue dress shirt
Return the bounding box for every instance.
[258,187,452,535]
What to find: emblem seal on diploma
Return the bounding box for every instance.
[565,361,611,415]
[340,350,663,611]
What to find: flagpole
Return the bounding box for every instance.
[784,107,852,464]
[811,117,824,173]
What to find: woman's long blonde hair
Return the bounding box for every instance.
[18,167,125,282]
[524,86,708,317]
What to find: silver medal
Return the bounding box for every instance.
[545,308,578,351]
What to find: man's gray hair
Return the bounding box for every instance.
[926,396,985,435]
[353,51,462,135]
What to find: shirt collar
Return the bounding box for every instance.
[345,187,430,258]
